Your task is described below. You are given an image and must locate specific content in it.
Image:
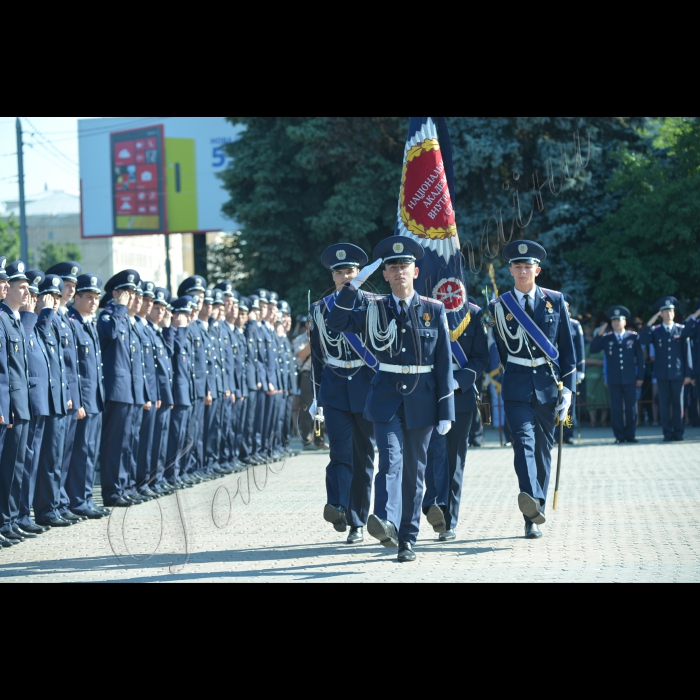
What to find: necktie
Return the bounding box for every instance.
[399,299,407,322]
[524,295,534,319]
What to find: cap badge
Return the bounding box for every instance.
[0,260,5,269]
[336,250,347,260]
[666,299,671,305]
[518,244,528,255]
[615,309,620,316]
[18,263,25,273]
[147,283,154,290]
[127,274,135,283]
[71,266,79,275]
[157,292,164,300]
[52,277,60,287]
[91,277,97,286]
[393,242,404,254]
[33,276,42,285]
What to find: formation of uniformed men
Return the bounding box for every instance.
[0,257,298,548]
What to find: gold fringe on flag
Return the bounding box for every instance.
[450,310,471,342]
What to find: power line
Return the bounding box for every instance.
[23,117,80,169]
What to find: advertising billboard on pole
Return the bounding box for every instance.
[79,117,242,237]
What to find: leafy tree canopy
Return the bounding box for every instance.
[37,241,82,270]
[0,217,20,262]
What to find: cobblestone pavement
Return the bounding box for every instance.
[1,426,698,583]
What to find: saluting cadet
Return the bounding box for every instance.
[45,262,84,523]
[33,275,73,526]
[422,296,489,541]
[279,301,297,453]
[0,259,15,548]
[147,288,175,495]
[204,290,227,475]
[252,290,276,460]
[647,297,696,442]
[233,298,251,466]
[488,240,576,539]
[0,262,33,543]
[562,294,586,445]
[17,271,52,536]
[590,306,644,444]
[67,274,108,518]
[213,284,237,472]
[327,237,454,562]
[98,269,143,508]
[163,297,195,489]
[244,297,268,465]
[310,243,376,544]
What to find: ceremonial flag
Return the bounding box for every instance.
[394,117,469,342]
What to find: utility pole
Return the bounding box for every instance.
[15,118,29,264]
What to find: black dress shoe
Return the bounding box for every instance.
[397,542,416,562]
[366,514,399,548]
[60,511,85,522]
[614,439,625,444]
[439,529,456,541]
[104,496,133,508]
[14,527,37,539]
[139,488,159,499]
[673,436,684,442]
[346,527,364,544]
[525,522,542,539]
[81,508,105,520]
[627,439,639,444]
[517,493,546,525]
[19,522,46,535]
[323,504,348,533]
[3,529,24,542]
[426,505,447,533]
[36,516,73,527]
[0,534,17,547]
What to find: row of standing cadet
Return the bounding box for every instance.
[0,257,299,549]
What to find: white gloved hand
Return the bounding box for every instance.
[349,258,383,290]
[576,371,585,383]
[309,401,325,423]
[436,420,452,436]
[555,387,572,423]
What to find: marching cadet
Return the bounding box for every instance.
[310,244,376,544]
[147,288,175,495]
[488,240,576,539]
[233,297,251,467]
[179,276,209,481]
[98,269,144,508]
[18,271,52,536]
[0,262,34,543]
[422,296,489,541]
[563,294,586,445]
[33,275,73,526]
[163,297,195,489]
[327,237,454,562]
[67,274,108,518]
[45,262,84,523]
[590,306,644,444]
[647,297,697,442]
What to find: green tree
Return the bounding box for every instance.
[577,117,700,317]
[37,241,82,270]
[0,216,21,262]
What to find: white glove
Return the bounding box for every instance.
[576,371,585,383]
[436,420,452,436]
[308,400,325,422]
[555,387,572,423]
[349,258,383,289]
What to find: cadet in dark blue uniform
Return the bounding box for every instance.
[648,297,696,442]
[422,298,489,541]
[562,294,585,445]
[278,301,297,453]
[0,258,14,546]
[0,262,33,542]
[252,290,277,461]
[163,297,195,489]
[488,241,576,539]
[243,297,268,465]
[67,274,107,517]
[212,286,236,472]
[46,262,84,522]
[233,298,251,467]
[147,287,175,494]
[309,244,376,544]
[18,271,52,535]
[98,270,144,507]
[590,306,644,444]
[203,289,227,475]
[328,237,454,562]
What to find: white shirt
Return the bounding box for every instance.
[513,286,537,310]
[392,291,416,309]
[663,322,674,333]
[616,333,624,342]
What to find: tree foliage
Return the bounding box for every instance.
[0,217,21,262]
[37,242,82,271]
[218,117,647,314]
[577,117,700,317]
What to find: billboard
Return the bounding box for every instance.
[78,117,243,237]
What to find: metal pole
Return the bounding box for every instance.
[15,118,29,264]
[165,232,172,294]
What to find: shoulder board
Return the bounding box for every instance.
[311,299,324,308]
[602,331,613,337]
[628,331,638,336]
[539,288,561,297]
[652,325,661,330]
[364,293,388,302]
[677,323,685,328]
[419,296,443,306]
[468,302,481,312]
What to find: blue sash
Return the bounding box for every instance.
[323,294,379,370]
[500,291,560,368]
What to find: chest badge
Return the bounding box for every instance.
[85,347,89,354]
[506,313,514,322]
[14,344,19,352]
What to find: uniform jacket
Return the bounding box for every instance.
[451,304,489,413]
[68,308,105,414]
[488,286,576,404]
[650,322,694,381]
[327,285,455,429]
[205,320,225,397]
[187,319,210,399]
[34,308,68,416]
[571,318,586,375]
[21,311,51,417]
[54,307,81,408]
[245,321,267,390]
[0,312,10,422]
[0,303,31,421]
[97,302,138,404]
[163,326,192,407]
[147,320,174,406]
[134,316,158,403]
[590,330,644,385]
[233,325,250,398]
[310,292,374,415]
[216,321,236,395]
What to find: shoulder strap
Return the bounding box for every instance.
[501,292,560,368]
